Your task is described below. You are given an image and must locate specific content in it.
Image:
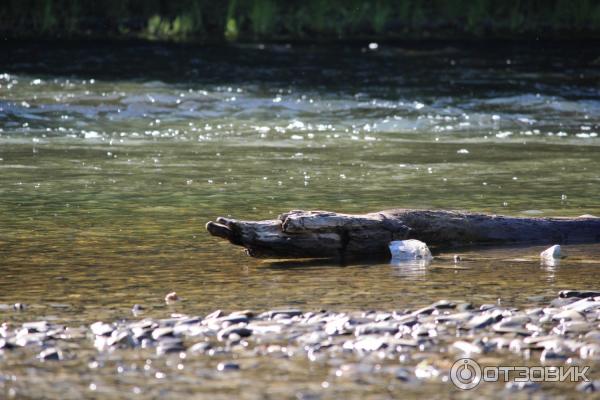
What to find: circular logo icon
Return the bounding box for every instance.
[450,358,482,390]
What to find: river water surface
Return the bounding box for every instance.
[1,41,599,398]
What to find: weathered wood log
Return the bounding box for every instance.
[206,210,600,259]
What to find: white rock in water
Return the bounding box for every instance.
[540,245,561,261]
[389,239,433,261]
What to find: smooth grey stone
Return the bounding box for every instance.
[354,322,398,336]
[394,367,412,381]
[430,300,456,310]
[217,315,249,326]
[90,321,113,336]
[217,325,252,341]
[492,323,529,336]
[151,327,174,340]
[131,327,153,340]
[579,343,600,359]
[553,321,591,334]
[156,338,185,355]
[205,310,223,319]
[188,341,212,353]
[261,309,302,319]
[498,315,530,327]
[22,321,49,333]
[435,312,473,324]
[552,309,585,322]
[392,314,417,327]
[540,348,567,362]
[455,302,474,312]
[550,297,579,308]
[15,333,45,347]
[584,330,600,342]
[157,318,183,327]
[393,338,420,348]
[577,380,600,393]
[324,317,353,335]
[374,312,392,321]
[175,316,202,326]
[347,336,387,352]
[131,304,144,313]
[38,347,63,361]
[486,337,512,349]
[217,361,240,371]
[452,340,483,354]
[229,310,255,318]
[525,307,544,316]
[411,306,435,316]
[559,290,600,299]
[107,330,131,347]
[563,298,600,313]
[465,314,496,329]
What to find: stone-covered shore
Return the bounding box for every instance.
[2,290,600,396]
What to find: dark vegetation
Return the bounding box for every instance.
[2,0,600,42]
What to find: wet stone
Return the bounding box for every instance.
[188,341,212,353]
[553,321,591,335]
[261,309,303,319]
[217,325,252,341]
[107,330,132,347]
[563,298,600,313]
[22,321,49,333]
[559,290,600,299]
[354,322,398,336]
[204,310,224,320]
[217,361,240,371]
[577,380,600,393]
[38,347,63,361]
[552,309,585,322]
[156,338,185,355]
[394,367,412,381]
[540,348,568,362]
[90,322,114,336]
[151,327,175,340]
[452,340,483,355]
[468,314,500,330]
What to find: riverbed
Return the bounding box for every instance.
[1,41,599,398]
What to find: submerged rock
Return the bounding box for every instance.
[540,244,561,263]
[388,240,432,262]
[38,347,63,361]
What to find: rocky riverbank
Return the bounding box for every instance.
[1,290,600,397]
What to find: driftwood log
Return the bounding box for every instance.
[206,210,600,259]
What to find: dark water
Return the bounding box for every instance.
[0,41,599,398]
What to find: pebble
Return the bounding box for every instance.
[38,347,63,361]
[217,325,253,341]
[217,361,240,371]
[577,380,600,393]
[465,314,496,329]
[559,290,600,299]
[552,309,585,322]
[451,340,483,355]
[164,292,179,303]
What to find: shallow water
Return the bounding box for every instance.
[0,41,599,398]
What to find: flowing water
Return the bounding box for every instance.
[0,41,599,398]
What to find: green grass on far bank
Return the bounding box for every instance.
[2,0,600,42]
